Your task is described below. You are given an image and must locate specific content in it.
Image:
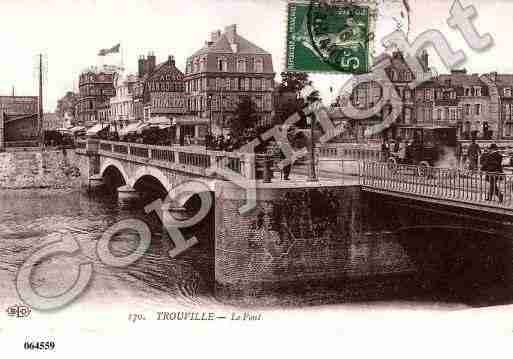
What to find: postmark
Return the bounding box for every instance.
[285,0,377,74]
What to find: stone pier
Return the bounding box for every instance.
[214,180,415,291]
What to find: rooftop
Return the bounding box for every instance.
[190,24,270,57]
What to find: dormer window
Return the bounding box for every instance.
[465,87,470,97]
[193,58,199,73]
[200,56,207,72]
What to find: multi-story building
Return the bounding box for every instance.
[76,65,118,126]
[340,50,513,141]
[109,72,137,129]
[133,53,187,122]
[184,24,276,132]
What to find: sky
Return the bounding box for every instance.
[0,0,512,112]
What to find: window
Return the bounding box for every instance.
[245,78,250,91]
[465,104,471,115]
[193,58,199,73]
[237,58,246,72]
[425,89,433,101]
[200,56,207,72]
[254,58,264,73]
[450,108,457,120]
[475,87,482,96]
[505,88,512,97]
[217,57,228,72]
[390,70,398,81]
[475,104,481,115]
[437,109,443,121]
[404,108,412,124]
[465,88,470,97]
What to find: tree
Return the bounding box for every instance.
[279,72,312,93]
[229,96,257,139]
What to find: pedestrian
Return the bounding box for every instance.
[483,143,504,202]
[381,138,390,162]
[397,139,407,163]
[467,138,481,171]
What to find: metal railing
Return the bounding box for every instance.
[76,140,87,149]
[319,143,383,162]
[360,161,513,208]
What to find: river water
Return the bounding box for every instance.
[0,188,475,316]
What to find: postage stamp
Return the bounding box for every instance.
[285,0,377,74]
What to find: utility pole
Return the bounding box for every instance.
[38,53,44,148]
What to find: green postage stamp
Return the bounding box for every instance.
[285,0,377,74]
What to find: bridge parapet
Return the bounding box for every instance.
[80,139,254,180]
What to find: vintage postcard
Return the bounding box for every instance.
[1,0,513,357]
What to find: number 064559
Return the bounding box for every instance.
[24,341,55,350]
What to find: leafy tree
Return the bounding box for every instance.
[230,96,257,139]
[279,72,312,93]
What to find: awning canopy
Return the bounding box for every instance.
[147,116,172,126]
[86,123,109,136]
[69,126,86,134]
[119,122,144,137]
[173,116,209,126]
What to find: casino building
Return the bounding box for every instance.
[184,24,276,133]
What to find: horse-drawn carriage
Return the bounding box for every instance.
[387,126,458,176]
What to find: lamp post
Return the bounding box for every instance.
[306,112,318,182]
[206,94,213,150]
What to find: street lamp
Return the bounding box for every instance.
[206,94,213,149]
[302,87,320,182]
[306,112,318,182]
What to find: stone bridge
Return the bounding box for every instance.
[74,139,513,302]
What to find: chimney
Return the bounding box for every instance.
[138,55,146,78]
[168,55,175,66]
[420,50,429,71]
[211,30,221,43]
[147,51,156,74]
[225,24,237,43]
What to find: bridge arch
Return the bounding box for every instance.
[130,167,172,192]
[100,158,130,185]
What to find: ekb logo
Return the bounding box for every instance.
[6,305,31,318]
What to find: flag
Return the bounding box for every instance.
[98,43,120,56]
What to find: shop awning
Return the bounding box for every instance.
[147,116,172,126]
[172,116,209,126]
[69,126,86,134]
[119,122,144,137]
[86,123,109,136]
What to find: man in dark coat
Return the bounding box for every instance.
[467,138,481,171]
[483,143,503,202]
